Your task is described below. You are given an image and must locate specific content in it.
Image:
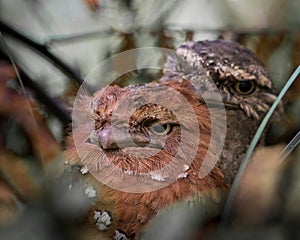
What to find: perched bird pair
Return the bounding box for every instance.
[63,40,278,239]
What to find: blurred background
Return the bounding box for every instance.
[0,0,299,239]
[0,0,299,137]
[1,0,299,142]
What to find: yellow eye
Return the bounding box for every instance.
[232,80,256,95]
[150,124,172,135]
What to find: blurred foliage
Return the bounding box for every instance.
[4,0,298,144]
[0,0,299,239]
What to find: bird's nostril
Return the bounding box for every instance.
[98,127,119,150]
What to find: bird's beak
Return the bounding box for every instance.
[96,126,150,150]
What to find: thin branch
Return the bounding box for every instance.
[0,21,87,89]
[0,49,71,125]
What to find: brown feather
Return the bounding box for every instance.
[64,79,228,239]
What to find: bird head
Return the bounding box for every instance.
[162,40,279,120]
[71,80,218,192]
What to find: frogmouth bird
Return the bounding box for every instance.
[161,40,279,184]
[64,79,228,239]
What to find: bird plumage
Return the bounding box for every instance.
[161,40,280,184]
[64,80,228,239]
[0,40,285,239]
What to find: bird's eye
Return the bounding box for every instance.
[150,124,172,135]
[232,80,256,95]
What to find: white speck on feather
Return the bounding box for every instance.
[177,172,188,179]
[68,183,72,190]
[150,172,166,182]
[93,210,112,231]
[93,211,101,220]
[124,169,134,175]
[80,166,89,175]
[85,186,97,198]
[114,230,128,240]
[183,164,190,171]
[96,223,107,231]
